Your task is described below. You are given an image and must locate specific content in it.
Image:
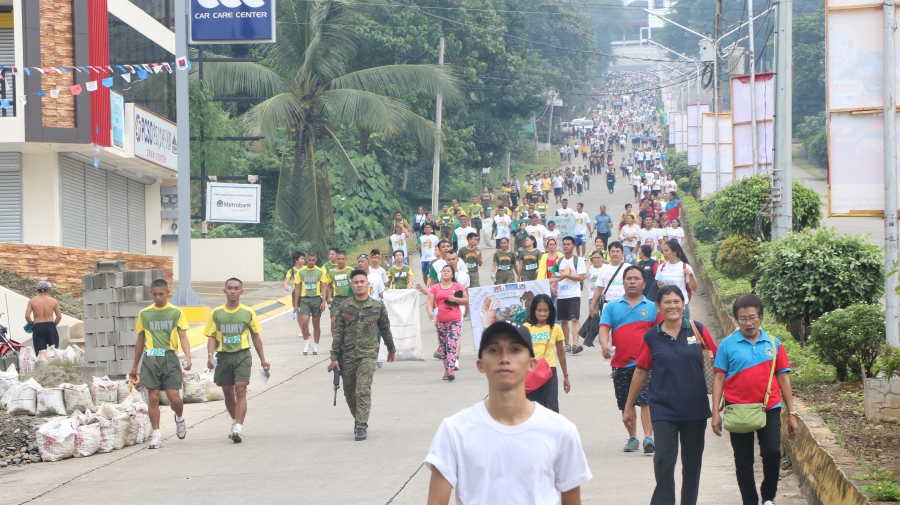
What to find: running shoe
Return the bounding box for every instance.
[303,342,310,355]
[564,345,572,354]
[376,361,383,368]
[175,414,186,439]
[354,428,367,441]
[623,437,640,452]
[312,344,319,355]
[149,434,163,449]
[763,501,775,505]
[228,420,236,438]
[447,371,455,382]
[231,429,243,443]
[572,345,584,355]
[643,436,655,454]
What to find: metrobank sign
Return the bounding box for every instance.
[190,0,275,44]
[134,106,177,171]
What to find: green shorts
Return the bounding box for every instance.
[330,296,349,316]
[468,274,480,288]
[298,295,323,317]
[471,218,482,231]
[139,350,183,391]
[214,349,252,386]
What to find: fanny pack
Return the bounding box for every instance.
[723,341,778,433]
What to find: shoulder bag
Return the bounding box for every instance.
[525,332,554,393]
[581,262,625,347]
[688,320,715,394]
[723,341,778,433]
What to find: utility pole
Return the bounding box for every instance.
[715,0,722,108]
[884,0,899,346]
[546,89,556,145]
[506,151,511,179]
[430,37,444,215]
[748,0,759,176]
[172,0,200,306]
[771,0,792,239]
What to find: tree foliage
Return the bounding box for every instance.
[809,304,885,381]
[755,229,883,338]
[705,175,822,237]
[793,11,825,132]
[714,235,759,279]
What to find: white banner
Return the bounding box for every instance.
[133,105,177,171]
[378,290,424,361]
[206,182,262,223]
[551,215,576,237]
[468,280,552,351]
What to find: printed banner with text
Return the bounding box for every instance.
[467,280,552,351]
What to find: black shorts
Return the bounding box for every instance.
[557,297,581,321]
[613,366,650,410]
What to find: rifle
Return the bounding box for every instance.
[326,352,342,406]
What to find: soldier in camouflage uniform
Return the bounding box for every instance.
[330,269,396,441]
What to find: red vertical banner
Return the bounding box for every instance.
[88,0,110,146]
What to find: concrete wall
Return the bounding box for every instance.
[21,152,62,246]
[177,237,264,282]
[144,182,163,256]
[0,243,173,296]
[864,377,900,422]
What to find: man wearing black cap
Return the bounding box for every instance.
[425,320,592,505]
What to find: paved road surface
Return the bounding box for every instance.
[5,151,808,505]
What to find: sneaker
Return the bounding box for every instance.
[453,359,459,371]
[623,437,640,452]
[763,501,776,505]
[354,428,367,441]
[376,361,383,368]
[175,414,186,439]
[303,343,310,355]
[231,430,243,443]
[228,420,236,438]
[312,344,319,355]
[572,345,584,355]
[643,436,655,454]
[447,371,455,381]
[149,434,163,449]
[564,345,572,354]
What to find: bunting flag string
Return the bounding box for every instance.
[0,57,191,110]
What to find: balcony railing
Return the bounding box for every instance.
[0,68,16,117]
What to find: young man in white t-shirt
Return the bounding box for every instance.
[572,203,592,258]
[551,236,587,354]
[637,216,664,251]
[417,223,439,279]
[425,320,592,505]
[552,173,565,203]
[556,199,575,218]
[389,222,409,264]
[524,214,549,253]
[491,207,512,249]
[453,214,477,252]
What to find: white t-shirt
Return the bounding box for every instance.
[555,255,586,300]
[369,266,389,287]
[552,176,564,189]
[573,212,590,235]
[525,224,549,253]
[556,207,575,218]
[367,272,384,302]
[656,260,694,303]
[454,226,476,247]
[596,262,627,301]
[638,227,664,249]
[544,228,561,245]
[493,215,512,240]
[665,180,678,193]
[425,401,592,505]
[587,264,604,296]
[389,232,408,256]
[419,234,439,262]
[666,227,685,246]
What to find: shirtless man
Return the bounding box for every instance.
[25,281,62,352]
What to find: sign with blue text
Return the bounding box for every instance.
[190,0,275,44]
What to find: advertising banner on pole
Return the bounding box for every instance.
[551,215,576,237]
[828,112,900,214]
[700,113,734,196]
[134,105,177,171]
[686,104,710,166]
[468,280,552,350]
[206,182,262,223]
[730,73,774,178]
[190,0,276,44]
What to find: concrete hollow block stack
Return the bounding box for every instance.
[81,260,165,379]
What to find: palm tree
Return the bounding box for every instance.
[202,0,462,253]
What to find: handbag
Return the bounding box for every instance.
[525,334,554,394]
[723,341,778,433]
[688,320,715,394]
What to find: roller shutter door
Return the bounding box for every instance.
[127,179,146,253]
[109,173,129,252]
[60,156,87,249]
[0,153,22,243]
[0,28,13,67]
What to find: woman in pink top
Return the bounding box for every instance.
[427,264,469,381]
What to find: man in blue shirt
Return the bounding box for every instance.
[593,205,614,249]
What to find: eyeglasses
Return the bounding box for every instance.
[737,316,760,324]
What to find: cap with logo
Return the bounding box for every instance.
[478,320,535,358]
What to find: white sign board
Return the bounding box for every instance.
[110,91,125,151]
[206,182,262,223]
[133,105,177,171]
[550,215,576,237]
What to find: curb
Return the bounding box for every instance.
[680,213,738,336]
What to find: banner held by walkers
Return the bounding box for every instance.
[378,289,424,361]
[552,216,576,237]
[468,280,552,350]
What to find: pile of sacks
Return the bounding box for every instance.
[18,345,85,373]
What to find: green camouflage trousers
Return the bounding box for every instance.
[341,357,377,430]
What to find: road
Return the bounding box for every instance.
[5,149,807,505]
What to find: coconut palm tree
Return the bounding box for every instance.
[201,0,462,253]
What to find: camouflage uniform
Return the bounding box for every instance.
[331,297,395,430]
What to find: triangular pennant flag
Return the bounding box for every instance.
[137,69,148,79]
[101,77,114,88]
[42,67,52,73]
[36,91,46,97]
[34,67,45,74]
[107,66,114,73]
[75,66,86,73]
[162,62,172,73]
[152,65,162,74]
[85,81,97,92]
[0,99,8,110]
[17,95,26,105]
[115,65,126,73]
[22,67,30,76]
[121,73,131,83]
[52,67,63,74]
[125,65,135,73]
[11,67,18,76]
[60,66,70,73]
[50,89,60,98]
[141,64,151,72]
[69,84,82,95]
[175,57,189,71]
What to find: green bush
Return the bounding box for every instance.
[677,177,690,193]
[710,240,722,267]
[803,124,828,168]
[690,172,701,191]
[692,219,721,243]
[706,175,822,237]
[667,150,691,180]
[755,229,883,341]
[332,153,403,248]
[809,304,885,381]
[714,235,759,279]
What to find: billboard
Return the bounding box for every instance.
[700,113,734,196]
[686,103,710,166]
[206,182,262,223]
[133,105,177,171]
[110,91,124,151]
[190,0,276,44]
[731,73,774,177]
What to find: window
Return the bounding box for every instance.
[0,153,22,243]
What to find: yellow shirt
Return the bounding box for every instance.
[524,322,564,367]
[203,303,262,352]
[541,178,551,191]
[293,265,331,297]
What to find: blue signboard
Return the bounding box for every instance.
[189,0,275,44]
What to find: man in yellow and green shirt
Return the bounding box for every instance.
[128,278,191,449]
[327,251,354,335]
[292,250,332,356]
[468,196,485,244]
[204,277,269,443]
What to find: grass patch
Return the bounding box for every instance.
[0,265,84,320]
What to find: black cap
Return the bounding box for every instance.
[478,320,535,358]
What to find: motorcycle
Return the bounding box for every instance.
[0,313,22,357]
